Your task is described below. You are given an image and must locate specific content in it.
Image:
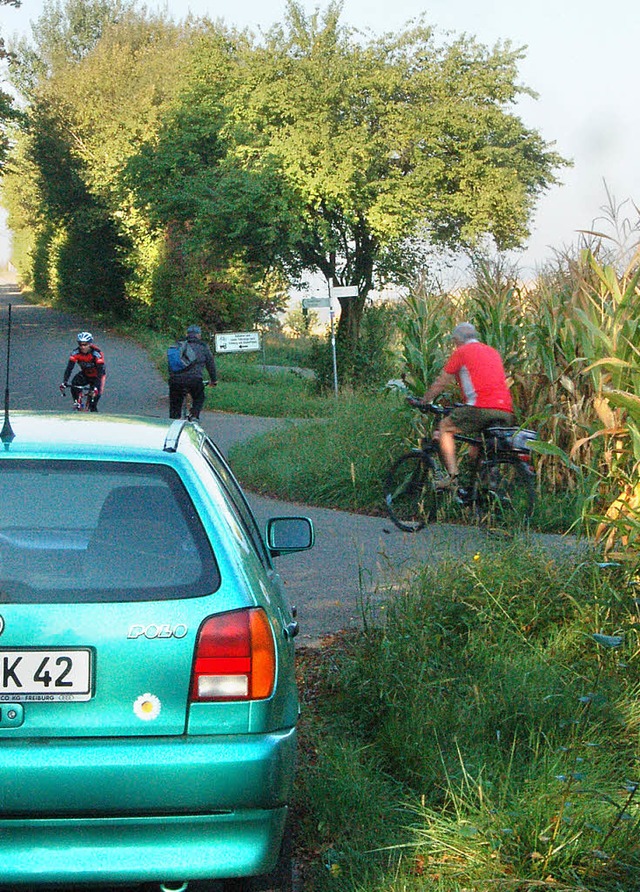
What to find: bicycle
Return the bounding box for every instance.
[384,399,537,532]
[180,380,213,421]
[59,382,99,412]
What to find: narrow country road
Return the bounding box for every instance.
[0,278,577,645]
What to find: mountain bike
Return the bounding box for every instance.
[384,399,537,532]
[59,382,99,412]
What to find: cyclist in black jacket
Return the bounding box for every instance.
[169,325,217,420]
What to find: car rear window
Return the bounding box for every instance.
[0,460,220,603]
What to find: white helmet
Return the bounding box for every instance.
[77,331,93,344]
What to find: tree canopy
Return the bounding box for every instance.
[222,2,568,338]
[0,0,23,171]
[2,0,569,339]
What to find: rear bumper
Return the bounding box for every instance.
[0,728,295,884]
[0,808,287,883]
[0,728,296,813]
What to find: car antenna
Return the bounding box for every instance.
[1,302,15,445]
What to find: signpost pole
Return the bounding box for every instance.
[302,287,357,396]
[329,297,339,397]
[328,285,358,397]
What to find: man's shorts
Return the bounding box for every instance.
[448,406,514,437]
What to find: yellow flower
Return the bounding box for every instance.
[473,552,481,561]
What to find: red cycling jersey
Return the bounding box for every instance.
[64,346,105,382]
[444,340,512,412]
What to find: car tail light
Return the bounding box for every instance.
[190,608,276,702]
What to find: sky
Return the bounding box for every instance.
[1,0,639,277]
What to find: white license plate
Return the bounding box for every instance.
[0,649,93,701]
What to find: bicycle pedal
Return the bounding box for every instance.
[455,487,472,505]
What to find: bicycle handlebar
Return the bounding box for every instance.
[406,397,451,416]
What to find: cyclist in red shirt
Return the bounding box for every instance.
[416,322,513,488]
[60,331,106,412]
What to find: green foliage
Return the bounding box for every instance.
[308,302,401,392]
[0,1,23,171]
[229,0,567,342]
[261,330,318,367]
[212,354,329,417]
[230,392,411,509]
[55,214,131,316]
[8,0,136,96]
[229,384,580,531]
[14,97,132,315]
[4,5,191,317]
[5,0,567,345]
[297,548,640,890]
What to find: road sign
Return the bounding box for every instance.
[302,297,331,309]
[214,331,261,354]
[330,285,359,298]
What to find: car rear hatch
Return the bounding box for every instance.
[0,456,226,738]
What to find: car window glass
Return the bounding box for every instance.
[0,460,220,603]
[199,441,272,569]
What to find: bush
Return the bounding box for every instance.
[296,547,640,890]
[309,302,402,392]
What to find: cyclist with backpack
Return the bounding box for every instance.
[60,331,106,412]
[168,325,217,420]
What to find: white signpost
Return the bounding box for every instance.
[301,297,331,309]
[330,285,359,299]
[301,285,359,395]
[214,331,261,354]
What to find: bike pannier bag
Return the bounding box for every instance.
[512,429,537,452]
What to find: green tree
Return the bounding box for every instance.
[228,1,568,344]
[22,97,131,314]
[124,27,300,330]
[3,5,188,312]
[0,0,23,171]
[7,0,135,98]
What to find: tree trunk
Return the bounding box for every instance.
[336,293,366,344]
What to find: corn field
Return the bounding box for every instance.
[399,224,640,564]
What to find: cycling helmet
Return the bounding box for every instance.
[77,331,93,344]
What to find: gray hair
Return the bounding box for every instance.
[451,322,479,343]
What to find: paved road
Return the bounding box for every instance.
[0,278,577,645]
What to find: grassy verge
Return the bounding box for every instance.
[230,391,582,532]
[229,391,409,512]
[129,327,331,418]
[294,544,640,891]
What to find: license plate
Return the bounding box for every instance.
[0,649,93,701]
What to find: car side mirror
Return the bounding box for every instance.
[266,516,314,556]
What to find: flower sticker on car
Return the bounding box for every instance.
[133,692,161,721]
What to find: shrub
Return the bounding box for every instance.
[297,546,640,890]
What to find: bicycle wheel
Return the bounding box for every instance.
[384,451,440,532]
[474,457,535,528]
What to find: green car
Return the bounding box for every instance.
[0,413,313,890]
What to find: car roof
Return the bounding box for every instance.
[0,412,189,458]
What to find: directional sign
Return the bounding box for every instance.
[331,285,359,298]
[302,297,331,309]
[214,331,261,354]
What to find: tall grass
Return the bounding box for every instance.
[296,545,640,890]
[230,389,580,531]
[213,353,329,417]
[229,392,409,511]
